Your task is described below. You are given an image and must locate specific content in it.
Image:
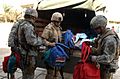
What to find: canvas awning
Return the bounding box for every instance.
[37,0,106,12]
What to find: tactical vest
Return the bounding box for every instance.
[96,29,119,60]
[17,20,36,51]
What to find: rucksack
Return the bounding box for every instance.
[62,30,74,49]
[2,52,21,73]
[43,43,69,68]
[8,19,24,48]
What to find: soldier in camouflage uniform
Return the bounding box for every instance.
[8,8,43,79]
[41,12,63,79]
[8,19,25,79]
[90,15,120,79]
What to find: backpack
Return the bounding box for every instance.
[43,43,69,79]
[8,19,24,48]
[62,30,74,49]
[73,42,100,79]
[43,43,69,68]
[2,52,21,73]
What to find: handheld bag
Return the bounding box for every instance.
[73,42,100,79]
[2,52,21,73]
[3,56,10,73]
[43,43,69,68]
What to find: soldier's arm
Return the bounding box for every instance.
[41,27,55,46]
[24,24,43,46]
[95,36,117,64]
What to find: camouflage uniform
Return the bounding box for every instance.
[92,29,119,79]
[90,15,119,79]
[41,22,62,43]
[19,20,43,79]
[8,8,43,79]
[8,19,24,79]
[8,19,24,47]
[42,12,63,79]
[41,22,62,79]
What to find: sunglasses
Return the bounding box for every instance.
[54,21,61,23]
[94,26,101,30]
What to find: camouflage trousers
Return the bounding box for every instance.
[45,68,60,79]
[22,56,36,79]
[45,63,61,79]
[101,69,113,79]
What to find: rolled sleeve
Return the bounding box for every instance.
[41,28,51,39]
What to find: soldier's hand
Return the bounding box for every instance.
[39,45,46,50]
[49,42,56,47]
[84,41,91,45]
[38,45,46,52]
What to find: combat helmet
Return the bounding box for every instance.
[51,12,63,22]
[25,8,38,18]
[90,15,107,29]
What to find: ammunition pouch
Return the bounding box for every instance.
[102,63,119,73]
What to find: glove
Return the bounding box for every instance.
[84,41,91,45]
[37,45,46,52]
[38,45,46,50]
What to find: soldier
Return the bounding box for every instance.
[90,15,120,79]
[41,12,63,79]
[8,19,24,79]
[8,8,43,79]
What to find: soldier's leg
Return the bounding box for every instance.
[101,69,113,79]
[53,70,60,79]
[10,73,15,79]
[45,68,54,79]
[45,69,60,79]
[106,72,113,79]
[22,56,36,79]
